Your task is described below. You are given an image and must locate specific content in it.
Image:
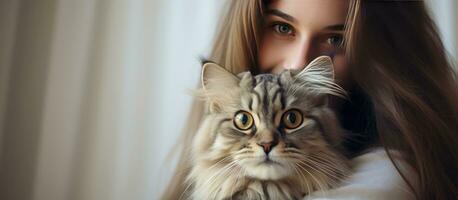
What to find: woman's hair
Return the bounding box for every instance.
[161,0,458,199]
[345,1,458,199]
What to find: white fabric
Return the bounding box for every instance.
[305,148,416,200]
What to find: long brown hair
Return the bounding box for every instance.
[162,0,458,199]
[345,1,458,199]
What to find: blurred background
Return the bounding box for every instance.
[0,0,456,200]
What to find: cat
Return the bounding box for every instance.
[185,56,350,200]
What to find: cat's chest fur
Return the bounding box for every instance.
[228,179,303,200]
[189,153,342,200]
[189,160,305,199]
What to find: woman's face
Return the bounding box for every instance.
[259,0,350,85]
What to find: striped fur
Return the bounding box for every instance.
[186,56,349,200]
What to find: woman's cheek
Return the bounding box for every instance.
[259,36,281,73]
[332,53,350,88]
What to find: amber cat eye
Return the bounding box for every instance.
[282,109,303,129]
[233,111,254,130]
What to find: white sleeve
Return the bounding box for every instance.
[304,148,417,200]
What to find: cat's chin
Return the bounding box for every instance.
[243,161,292,180]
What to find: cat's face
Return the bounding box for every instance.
[197,56,346,181]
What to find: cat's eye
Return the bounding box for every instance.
[233,111,254,130]
[282,109,303,129]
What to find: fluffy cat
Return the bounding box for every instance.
[185,56,350,200]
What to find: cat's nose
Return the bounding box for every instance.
[257,141,278,155]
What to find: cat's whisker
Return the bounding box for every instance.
[308,154,348,174]
[290,163,311,196]
[300,156,343,177]
[297,160,339,199]
[178,181,193,200]
[294,162,316,197]
[297,161,341,187]
[298,159,338,178]
[229,167,244,200]
[282,151,347,182]
[212,162,240,199]
[180,159,220,200]
[206,156,233,171]
[181,156,233,199]
[295,161,328,198]
[304,163,349,187]
[307,156,348,178]
[236,150,254,154]
[203,160,239,197]
[233,155,257,161]
[309,153,343,164]
[234,148,254,154]
[302,157,343,175]
[207,160,238,184]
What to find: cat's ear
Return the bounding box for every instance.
[200,62,240,112]
[295,55,335,81]
[201,62,239,91]
[293,56,347,99]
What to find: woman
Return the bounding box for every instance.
[163,0,458,199]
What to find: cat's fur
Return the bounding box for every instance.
[185,56,350,200]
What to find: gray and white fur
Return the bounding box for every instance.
[185,56,349,200]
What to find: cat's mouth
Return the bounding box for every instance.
[243,156,290,180]
[260,156,282,166]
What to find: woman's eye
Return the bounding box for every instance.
[327,35,343,47]
[272,23,294,36]
[282,109,303,129]
[234,111,254,130]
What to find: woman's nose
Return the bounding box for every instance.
[285,37,314,71]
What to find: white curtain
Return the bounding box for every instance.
[0,1,455,200]
[0,0,225,200]
[426,0,458,66]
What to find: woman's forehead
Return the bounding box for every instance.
[266,0,349,32]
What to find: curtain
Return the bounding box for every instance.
[0,1,456,200]
[0,0,224,200]
[426,0,458,67]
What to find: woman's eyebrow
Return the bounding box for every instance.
[265,9,297,23]
[323,24,345,31]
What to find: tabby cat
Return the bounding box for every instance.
[185,56,349,200]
